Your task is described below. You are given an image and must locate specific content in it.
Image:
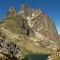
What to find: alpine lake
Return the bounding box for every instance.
[23,54,50,60]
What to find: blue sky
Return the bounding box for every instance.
[0,0,60,34]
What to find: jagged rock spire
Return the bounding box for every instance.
[8,7,16,13]
[1,4,59,42]
[19,4,33,18]
[20,4,29,11]
[3,7,17,20]
[5,6,17,17]
[19,4,42,19]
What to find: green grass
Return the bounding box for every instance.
[22,47,34,55]
[55,58,60,60]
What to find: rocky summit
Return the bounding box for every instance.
[0,4,60,60]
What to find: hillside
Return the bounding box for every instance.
[0,4,60,60]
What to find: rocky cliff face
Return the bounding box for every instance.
[0,38,19,60]
[0,4,59,60]
[2,4,59,42]
[19,4,59,42]
[58,34,60,41]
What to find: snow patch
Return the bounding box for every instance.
[32,13,35,17]
[27,17,31,20]
[27,17,32,28]
[18,11,24,14]
[27,12,42,28]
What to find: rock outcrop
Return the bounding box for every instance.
[58,34,60,41]
[0,4,60,60]
[0,52,18,60]
[0,38,19,60]
[2,4,59,42]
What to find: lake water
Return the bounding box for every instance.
[23,54,50,60]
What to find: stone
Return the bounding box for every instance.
[0,38,20,57]
[0,4,60,60]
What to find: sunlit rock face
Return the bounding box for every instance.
[3,7,17,20]
[0,4,59,59]
[0,53,8,60]
[1,4,59,42]
[30,14,59,42]
[18,4,59,42]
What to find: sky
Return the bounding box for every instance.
[0,0,60,34]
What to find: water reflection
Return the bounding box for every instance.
[23,54,50,60]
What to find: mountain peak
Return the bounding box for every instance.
[0,4,60,60]
[8,7,16,13]
[1,4,59,42]
[3,7,17,20]
[20,4,29,11]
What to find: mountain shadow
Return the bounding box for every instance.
[0,52,18,60]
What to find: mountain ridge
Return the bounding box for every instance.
[0,4,60,60]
